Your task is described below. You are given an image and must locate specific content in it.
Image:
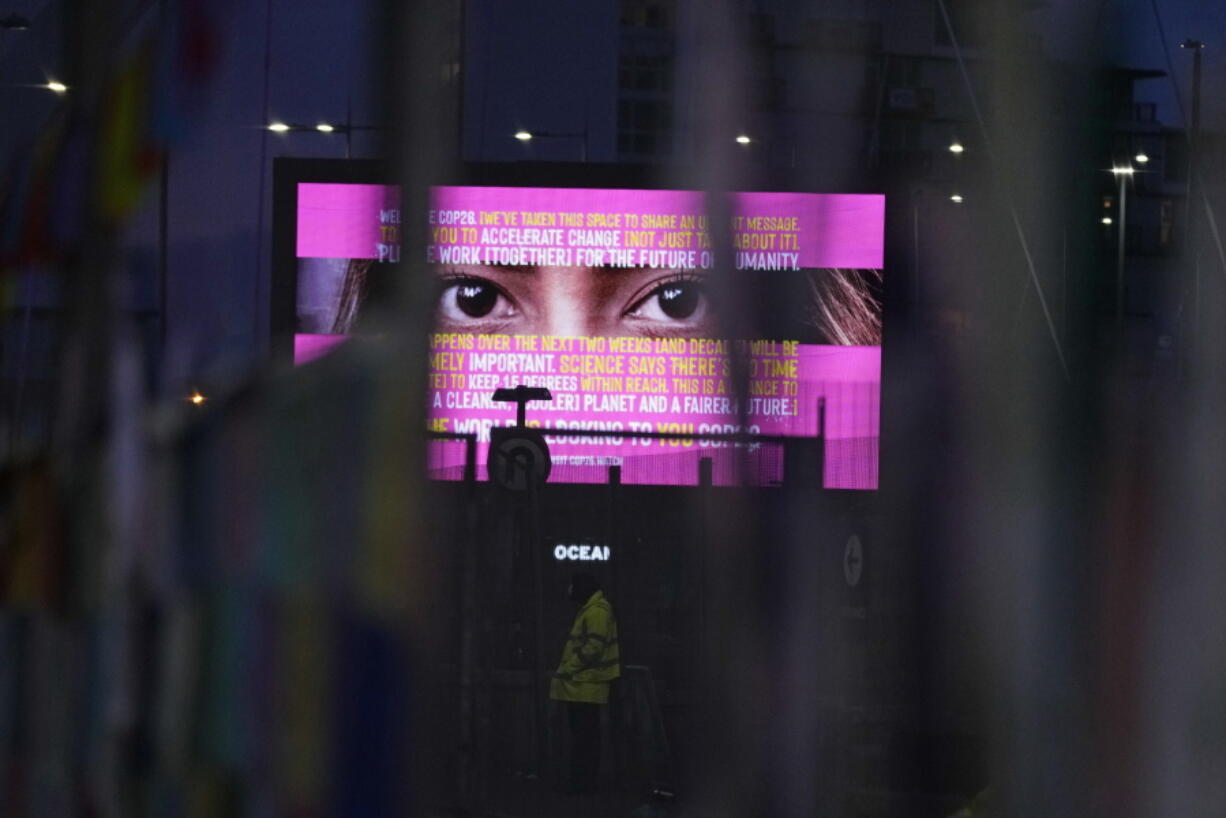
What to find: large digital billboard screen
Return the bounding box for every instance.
[292,183,883,489]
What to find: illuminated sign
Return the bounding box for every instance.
[293,184,884,488]
[553,544,611,562]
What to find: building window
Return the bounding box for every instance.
[802,19,883,54]
[620,0,674,30]
[618,97,673,157]
[619,99,671,131]
[619,54,673,93]
[617,42,674,158]
[933,0,985,48]
[885,55,924,89]
[1159,200,1174,248]
[880,121,922,151]
[1165,138,1187,183]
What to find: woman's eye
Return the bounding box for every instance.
[438,278,515,322]
[628,277,708,324]
[454,280,497,317]
[656,282,700,319]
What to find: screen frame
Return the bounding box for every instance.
[271,158,887,491]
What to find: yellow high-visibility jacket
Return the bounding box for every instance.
[550,590,620,704]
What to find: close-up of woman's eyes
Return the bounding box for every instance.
[624,273,711,327]
[437,275,517,325]
[433,268,715,336]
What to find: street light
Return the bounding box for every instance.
[264,120,387,158]
[267,121,369,134]
[1109,165,1136,327]
[1134,152,1148,164]
[735,134,752,145]
[949,193,964,203]
[46,80,67,93]
[949,140,965,154]
[513,128,588,160]
[0,13,30,30]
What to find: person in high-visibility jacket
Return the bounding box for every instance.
[550,573,620,793]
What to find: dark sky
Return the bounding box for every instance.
[1043,0,1226,130]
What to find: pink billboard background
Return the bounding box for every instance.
[297,183,400,259]
[295,184,884,489]
[298,184,883,270]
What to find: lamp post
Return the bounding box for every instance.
[1181,38,1204,338]
[1110,165,1135,328]
[512,129,588,161]
[908,186,967,337]
[265,120,387,159]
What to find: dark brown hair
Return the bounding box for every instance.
[331,258,374,334]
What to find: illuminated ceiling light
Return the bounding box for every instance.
[949,193,964,203]
[1134,152,1149,164]
[735,134,752,144]
[1110,166,1134,175]
[949,141,965,154]
[514,130,533,141]
[46,80,68,93]
[267,122,290,132]
[189,392,207,406]
[1101,216,1113,225]
[316,123,335,133]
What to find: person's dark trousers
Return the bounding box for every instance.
[566,701,602,792]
